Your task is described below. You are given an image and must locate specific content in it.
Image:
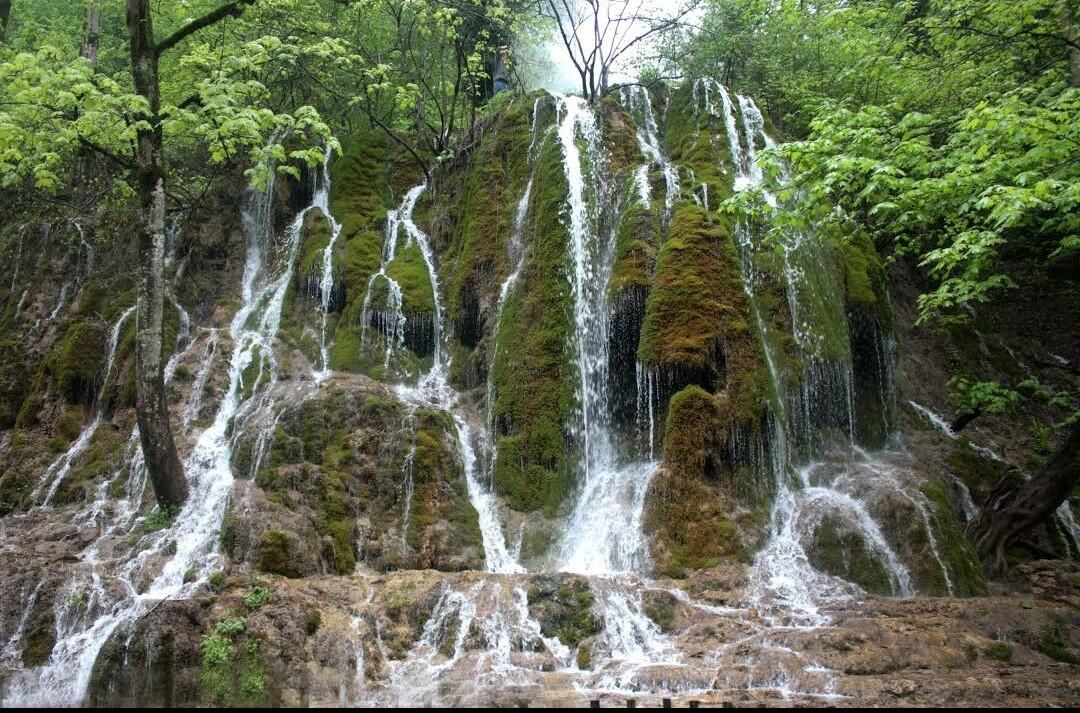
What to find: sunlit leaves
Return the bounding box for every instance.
[752,75,1079,325]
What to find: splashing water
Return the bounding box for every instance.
[312,147,345,381]
[550,94,660,577]
[360,186,425,371]
[696,78,919,619]
[34,305,135,506]
[372,174,520,574]
[2,147,314,705]
[620,86,679,216]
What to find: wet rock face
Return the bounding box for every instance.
[76,565,1080,708]
[2,81,1079,710]
[228,379,484,575]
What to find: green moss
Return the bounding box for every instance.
[576,643,592,670]
[21,615,56,668]
[645,387,759,576]
[47,319,107,405]
[920,483,988,596]
[664,83,733,207]
[805,515,894,595]
[405,409,483,558]
[609,201,659,294]
[599,94,644,172]
[0,335,29,428]
[946,440,1013,500]
[297,211,333,285]
[642,593,677,633]
[662,386,723,479]
[834,227,893,331]
[488,134,578,514]
[1035,624,1079,664]
[638,203,768,426]
[983,641,1013,662]
[305,609,321,635]
[251,393,360,573]
[48,418,130,504]
[385,242,436,314]
[440,98,533,338]
[528,580,603,649]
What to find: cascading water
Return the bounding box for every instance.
[1,83,1015,708]
[312,148,345,381]
[33,305,135,506]
[2,150,314,705]
[360,186,424,370]
[620,86,679,217]
[691,78,915,620]
[910,400,1079,559]
[551,94,659,575]
[484,98,545,484]
[366,172,520,574]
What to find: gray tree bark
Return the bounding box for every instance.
[968,421,1080,576]
[126,0,188,508]
[80,1,101,66]
[125,0,255,508]
[1063,0,1080,88]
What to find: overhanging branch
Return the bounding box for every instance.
[155,0,254,55]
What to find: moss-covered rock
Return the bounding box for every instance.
[644,387,769,577]
[233,383,483,574]
[638,203,769,433]
[919,482,988,596]
[47,319,107,406]
[257,529,303,578]
[527,576,602,649]
[438,96,536,352]
[488,129,578,516]
[804,515,895,595]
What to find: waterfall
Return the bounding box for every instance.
[375,176,520,574]
[620,86,679,216]
[398,413,418,550]
[485,97,545,482]
[360,186,424,371]
[695,79,917,618]
[33,305,135,506]
[313,147,345,381]
[635,362,657,461]
[551,94,659,576]
[2,150,311,705]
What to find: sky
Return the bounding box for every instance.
[522,0,702,93]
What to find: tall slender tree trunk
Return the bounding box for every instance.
[968,421,1080,576]
[80,0,101,65]
[126,0,188,507]
[0,0,12,42]
[1063,0,1080,88]
[75,1,102,199]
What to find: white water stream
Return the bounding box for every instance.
[0,84,993,707]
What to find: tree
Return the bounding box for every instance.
[0,1,10,43]
[540,0,698,102]
[79,0,100,66]
[967,422,1080,575]
[125,0,266,506]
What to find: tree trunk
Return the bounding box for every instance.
[75,1,103,199]
[967,421,1080,576]
[1063,0,1080,88]
[0,0,11,42]
[80,1,101,66]
[950,409,981,434]
[126,0,188,508]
